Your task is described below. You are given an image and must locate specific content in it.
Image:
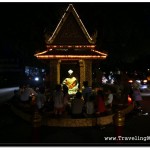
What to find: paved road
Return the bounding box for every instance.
[0,87,19,104]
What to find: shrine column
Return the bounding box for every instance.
[49,59,60,90]
[79,60,85,90]
[57,60,61,84]
[84,60,92,87]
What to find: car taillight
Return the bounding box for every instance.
[128,80,133,83]
[128,95,132,104]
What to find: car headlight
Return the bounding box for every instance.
[143,80,147,83]
[136,80,141,83]
[35,77,39,81]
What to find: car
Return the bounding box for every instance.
[128,73,148,91]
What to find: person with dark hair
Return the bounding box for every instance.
[53,84,64,116]
[82,81,92,103]
[71,92,84,118]
[105,89,113,112]
[36,86,46,111]
[63,84,70,112]
[85,94,95,115]
[20,84,37,103]
[132,80,142,109]
[96,90,106,115]
[11,89,20,104]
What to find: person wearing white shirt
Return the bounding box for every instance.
[105,89,113,110]
[85,95,95,115]
[20,84,37,102]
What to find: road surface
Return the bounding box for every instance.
[0,87,19,104]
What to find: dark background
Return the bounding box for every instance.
[1,2,150,71]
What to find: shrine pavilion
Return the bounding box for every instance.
[34,4,108,91]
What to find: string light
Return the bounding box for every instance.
[47,4,94,44]
[71,4,94,43]
[34,50,48,56]
[36,55,107,59]
[34,49,52,57]
[91,49,108,56]
[46,45,96,49]
[34,4,108,60]
[35,49,108,59]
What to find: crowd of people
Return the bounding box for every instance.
[12,73,144,118]
[12,81,115,118]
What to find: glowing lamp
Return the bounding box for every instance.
[68,69,73,75]
[128,80,133,83]
[136,80,141,83]
[35,77,39,81]
[143,80,147,83]
[128,95,132,105]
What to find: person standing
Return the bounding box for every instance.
[71,92,84,118]
[132,80,142,109]
[96,90,106,115]
[105,89,113,112]
[36,87,46,111]
[20,84,37,103]
[82,81,92,103]
[62,84,70,113]
[85,94,95,115]
[53,84,64,116]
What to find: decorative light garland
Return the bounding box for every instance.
[34,49,108,59]
[46,45,96,49]
[91,49,108,56]
[47,4,94,44]
[34,50,48,56]
[36,55,107,59]
[34,49,52,57]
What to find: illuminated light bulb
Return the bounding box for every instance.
[128,80,133,83]
[68,69,73,75]
[35,77,39,81]
[143,80,147,83]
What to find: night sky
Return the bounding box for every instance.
[1,2,150,70]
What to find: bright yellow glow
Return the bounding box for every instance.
[48,6,67,43]
[128,95,132,103]
[47,4,94,44]
[46,45,96,49]
[91,49,107,56]
[34,49,108,59]
[71,5,93,42]
[34,49,53,57]
[36,55,107,59]
[34,50,48,56]
[143,80,147,83]
[128,80,133,83]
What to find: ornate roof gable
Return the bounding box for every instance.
[47,4,95,45]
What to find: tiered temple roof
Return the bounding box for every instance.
[34,4,107,60]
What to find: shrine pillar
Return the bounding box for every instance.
[84,60,92,87]
[79,60,85,90]
[79,59,92,89]
[57,60,61,84]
